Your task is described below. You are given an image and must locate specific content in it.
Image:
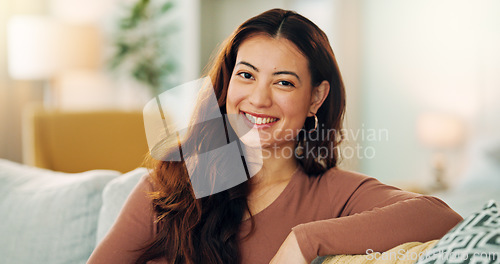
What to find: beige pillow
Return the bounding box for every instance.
[322,240,438,264]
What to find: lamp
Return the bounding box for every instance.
[417,113,465,191]
[7,15,100,108]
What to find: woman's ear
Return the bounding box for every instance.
[308,80,330,116]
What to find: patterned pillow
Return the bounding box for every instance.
[416,200,500,264]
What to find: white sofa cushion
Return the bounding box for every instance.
[0,159,120,264]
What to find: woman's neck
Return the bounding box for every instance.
[249,142,299,188]
[243,143,299,219]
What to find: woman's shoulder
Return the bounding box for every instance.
[318,166,380,187]
[120,172,155,207]
[293,166,382,200]
[139,172,155,191]
[131,171,162,194]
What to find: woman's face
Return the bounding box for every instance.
[226,34,321,151]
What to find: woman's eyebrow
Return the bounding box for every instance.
[273,71,301,82]
[236,61,259,71]
[236,60,301,83]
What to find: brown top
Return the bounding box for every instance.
[87,167,463,264]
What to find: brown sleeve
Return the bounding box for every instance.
[87,175,156,264]
[292,171,463,263]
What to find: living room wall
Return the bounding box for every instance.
[360,0,500,184]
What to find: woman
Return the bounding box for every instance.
[88,8,462,264]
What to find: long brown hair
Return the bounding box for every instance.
[137,8,346,264]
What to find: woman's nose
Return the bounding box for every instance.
[248,81,272,108]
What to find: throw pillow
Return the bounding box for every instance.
[96,167,148,243]
[416,200,499,264]
[0,159,120,264]
[321,240,439,264]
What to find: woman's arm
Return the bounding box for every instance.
[291,172,463,263]
[87,175,156,264]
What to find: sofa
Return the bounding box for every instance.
[1,158,499,264]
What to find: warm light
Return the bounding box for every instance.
[7,15,101,80]
[7,16,65,80]
[417,113,465,191]
[417,113,465,149]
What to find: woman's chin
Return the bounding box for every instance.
[238,133,265,148]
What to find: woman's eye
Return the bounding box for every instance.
[277,80,295,87]
[237,72,254,80]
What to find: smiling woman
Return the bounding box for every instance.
[87,8,462,264]
[226,35,329,152]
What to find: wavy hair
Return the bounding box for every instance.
[137,8,346,264]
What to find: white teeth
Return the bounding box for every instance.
[245,113,255,123]
[244,113,277,124]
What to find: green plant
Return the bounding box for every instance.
[110,0,177,96]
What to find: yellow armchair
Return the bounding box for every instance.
[22,106,149,173]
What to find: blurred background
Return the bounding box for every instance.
[1,0,499,191]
